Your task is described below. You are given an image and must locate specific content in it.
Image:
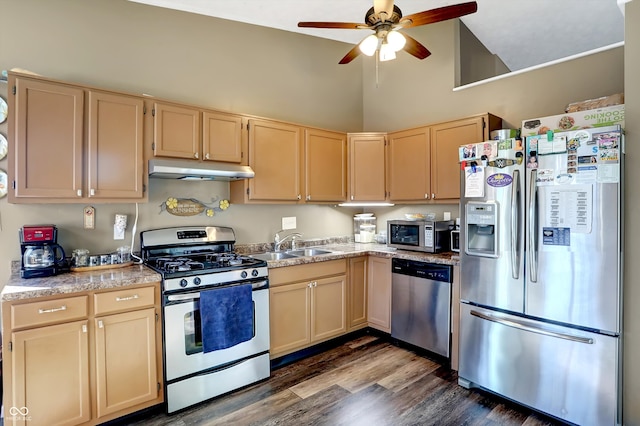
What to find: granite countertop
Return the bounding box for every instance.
[2,264,162,302]
[2,243,458,302]
[250,242,459,268]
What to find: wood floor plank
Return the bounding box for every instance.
[132,335,566,426]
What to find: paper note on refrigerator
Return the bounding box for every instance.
[545,185,592,234]
[464,166,485,197]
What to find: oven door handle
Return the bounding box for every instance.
[166,279,269,302]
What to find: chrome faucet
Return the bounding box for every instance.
[274,230,302,252]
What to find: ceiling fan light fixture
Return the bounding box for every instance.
[379,42,396,61]
[359,34,379,56]
[386,30,406,52]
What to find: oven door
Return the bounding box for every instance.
[163,280,269,382]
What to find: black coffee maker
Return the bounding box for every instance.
[20,225,67,278]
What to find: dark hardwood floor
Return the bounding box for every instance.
[128,334,565,426]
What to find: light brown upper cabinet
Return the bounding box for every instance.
[388,114,502,202]
[203,111,244,163]
[347,133,387,202]
[152,102,200,159]
[387,126,431,202]
[231,124,347,204]
[152,101,244,164]
[8,73,145,203]
[304,128,347,202]
[430,114,501,201]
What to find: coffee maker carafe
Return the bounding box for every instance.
[20,225,67,278]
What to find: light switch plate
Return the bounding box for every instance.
[282,216,296,230]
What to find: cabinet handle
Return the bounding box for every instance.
[425,194,429,199]
[194,152,199,159]
[98,320,104,329]
[432,193,436,199]
[306,195,311,201]
[90,188,96,196]
[297,194,301,200]
[205,153,210,160]
[38,305,67,314]
[82,324,87,333]
[351,195,354,201]
[116,294,139,302]
[77,189,82,197]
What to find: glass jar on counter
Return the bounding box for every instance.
[72,249,90,267]
[117,246,131,263]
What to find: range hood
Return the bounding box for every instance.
[149,159,255,181]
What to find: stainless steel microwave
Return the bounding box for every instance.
[387,220,454,253]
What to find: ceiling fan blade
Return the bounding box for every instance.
[339,45,363,64]
[374,0,394,19]
[399,1,477,29]
[402,33,431,60]
[298,21,370,30]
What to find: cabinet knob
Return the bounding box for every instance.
[297,194,301,200]
[98,320,104,329]
[425,194,429,199]
[90,188,96,196]
[194,152,199,159]
[432,193,435,199]
[205,153,210,160]
[77,189,82,197]
[306,195,311,201]
[351,195,354,201]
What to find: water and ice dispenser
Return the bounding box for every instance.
[465,202,498,257]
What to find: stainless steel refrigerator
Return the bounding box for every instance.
[458,126,623,426]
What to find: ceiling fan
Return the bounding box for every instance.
[298,0,478,64]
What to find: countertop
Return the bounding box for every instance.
[2,244,458,302]
[2,264,162,302]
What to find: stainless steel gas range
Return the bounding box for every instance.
[140,226,270,414]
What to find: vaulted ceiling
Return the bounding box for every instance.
[129,0,625,72]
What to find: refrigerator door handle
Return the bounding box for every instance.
[511,169,521,279]
[470,309,594,344]
[528,169,538,282]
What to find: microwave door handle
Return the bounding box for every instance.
[510,169,521,279]
[528,169,538,282]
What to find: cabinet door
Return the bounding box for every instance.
[367,257,392,333]
[248,119,303,201]
[12,77,84,200]
[430,116,484,200]
[348,257,368,330]
[203,111,243,163]
[94,308,158,418]
[11,320,91,426]
[269,282,311,357]
[348,133,386,201]
[153,102,200,159]
[88,91,144,199]
[388,127,430,202]
[311,275,347,342]
[304,128,347,202]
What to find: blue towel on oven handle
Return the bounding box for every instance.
[200,283,254,353]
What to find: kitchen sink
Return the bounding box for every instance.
[286,248,333,257]
[249,252,298,261]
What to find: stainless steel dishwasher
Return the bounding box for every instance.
[391,258,453,357]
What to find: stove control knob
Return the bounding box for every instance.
[252,269,259,277]
[179,279,188,288]
[193,277,201,286]
[241,271,248,279]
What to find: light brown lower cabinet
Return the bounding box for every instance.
[269,260,347,358]
[348,257,368,331]
[367,257,392,333]
[2,284,163,426]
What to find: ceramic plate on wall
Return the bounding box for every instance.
[0,169,7,198]
[0,134,7,160]
[0,97,6,124]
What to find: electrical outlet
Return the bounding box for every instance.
[444,211,451,221]
[282,216,296,230]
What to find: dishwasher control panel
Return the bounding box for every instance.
[391,258,453,283]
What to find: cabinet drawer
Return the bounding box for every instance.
[11,295,89,329]
[94,286,155,315]
[270,259,347,286]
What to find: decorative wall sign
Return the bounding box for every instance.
[160,196,230,217]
